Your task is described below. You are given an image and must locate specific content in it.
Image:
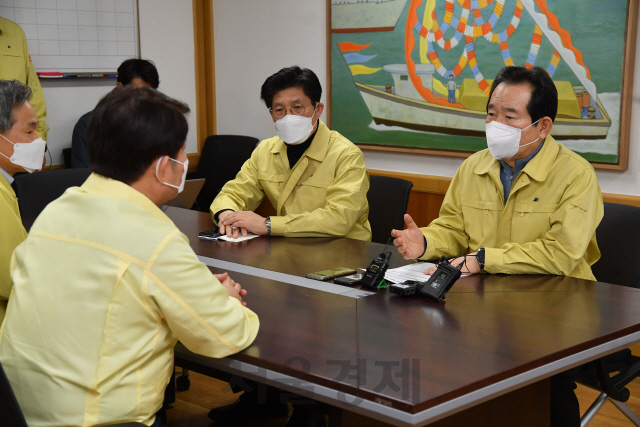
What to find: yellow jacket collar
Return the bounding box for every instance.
[270,120,331,162]
[474,135,559,183]
[521,135,559,182]
[81,173,170,221]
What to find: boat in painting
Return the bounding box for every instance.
[331,0,409,33]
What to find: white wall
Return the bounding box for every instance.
[137,0,197,152]
[212,0,640,197]
[41,0,198,165]
[213,0,328,141]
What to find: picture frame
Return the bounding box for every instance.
[327,0,638,171]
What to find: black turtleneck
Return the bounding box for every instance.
[285,126,318,170]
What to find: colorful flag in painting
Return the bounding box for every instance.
[338,42,381,76]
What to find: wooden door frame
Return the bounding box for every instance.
[190,0,216,170]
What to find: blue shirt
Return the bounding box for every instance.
[499,140,544,204]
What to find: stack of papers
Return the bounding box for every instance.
[384,262,471,283]
[384,262,435,283]
[217,233,260,243]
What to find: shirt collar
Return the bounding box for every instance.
[81,173,172,222]
[500,138,545,173]
[0,165,13,185]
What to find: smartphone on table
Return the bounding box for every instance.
[306,267,357,281]
[334,273,363,286]
[198,228,223,241]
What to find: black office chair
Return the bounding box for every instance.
[0,361,28,427]
[62,147,72,169]
[190,135,258,212]
[12,168,92,221]
[367,175,413,244]
[577,202,640,426]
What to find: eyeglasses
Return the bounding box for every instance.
[269,103,314,119]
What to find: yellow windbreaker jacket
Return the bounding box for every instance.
[211,120,372,241]
[0,174,259,426]
[419,136,603,280]
[0,17,49,140]
[0,173,26,325]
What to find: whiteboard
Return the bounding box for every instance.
[0,0,139,73]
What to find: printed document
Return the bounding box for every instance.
[384,262,435,283]
[217,233,260,243]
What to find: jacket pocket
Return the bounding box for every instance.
[460,198,502,248]
[512,202,558,242]
[0,51,28,82]
[289,177,331,211]
[298,176,332,189]
[257,172,285,184]
[258,173,285,199]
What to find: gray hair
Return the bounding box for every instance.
[0,80,32,133]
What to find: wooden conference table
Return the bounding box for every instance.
[167,207,640,427]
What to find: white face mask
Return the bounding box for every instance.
[0,133,47,173]
[156,156,188,193]
[485,119,541,160]
[274,105,318,145]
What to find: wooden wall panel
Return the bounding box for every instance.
[406,191,445,229]
[368,169,640,209]
[254,169,640,230]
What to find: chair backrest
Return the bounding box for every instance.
[12,168,92,222]
[367,175,413,244]
[193,135,258,212]
[62,147,72,169]
[591,202,640,288]
[0,361,28,427]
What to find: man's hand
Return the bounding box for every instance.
[423,252,481,276]
[215,272,248,307]
[222,211,268,237]
[218,210,247,239]
[391,214,426,260]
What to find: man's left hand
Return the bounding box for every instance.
[222,211,268,236]
[424,252,481,276]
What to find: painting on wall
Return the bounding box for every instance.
[329,0,638,170]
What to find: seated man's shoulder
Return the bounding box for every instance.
[327,129,364,157]
[466,148,492,163]
[254,134,281,154]
[74,111,93,132]
[33,189,186,259]
[79,110,93,124]
[0,17,25,35]
[555,142,596,176]
[456,148,493,174]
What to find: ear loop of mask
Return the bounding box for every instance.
[310,103,319,128]
[0,133,14,162]
[155,156,184,189]
[518,118,542,149]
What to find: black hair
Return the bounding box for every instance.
[87,87,189,184]
[260,66,322,109]
[117,59,160,89]
[487,66,558,123]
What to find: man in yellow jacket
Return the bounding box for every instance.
[211,66,371,242]
[0,88,259,427]
[0,17,49,141]
[0,80,44,326]
[392,66,603,427]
